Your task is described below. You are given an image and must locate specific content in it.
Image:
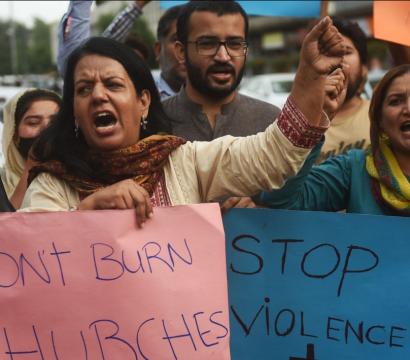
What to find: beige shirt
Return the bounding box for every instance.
[21,123,310,211]
[318,99,370,163]
[21,99,328,212]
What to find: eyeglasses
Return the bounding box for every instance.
[187,38,248,57]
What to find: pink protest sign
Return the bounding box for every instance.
[0,204,230,359]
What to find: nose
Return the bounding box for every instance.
[40,118,51,130]
[91,83,108,103]
[214,43,231,62]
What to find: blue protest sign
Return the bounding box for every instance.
[160,1,321,18]
[224,209,410,359]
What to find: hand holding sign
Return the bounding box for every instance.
[78,179,153,227]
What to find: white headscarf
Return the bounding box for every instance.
[1,88,60,197]
[1,89,33,196]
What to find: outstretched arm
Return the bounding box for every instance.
[57,0,93,77]
[102,1,150,43]
[255,149,353,212]
[57,1,151,77]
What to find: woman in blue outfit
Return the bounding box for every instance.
[256,64,410,216]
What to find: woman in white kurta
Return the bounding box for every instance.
[21,18,346,226]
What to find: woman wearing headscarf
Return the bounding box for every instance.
[256,64,410,216]
[21,18,346,225]
[1,89,61,209]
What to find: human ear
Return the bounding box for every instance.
[174,41,186,65]
[154,41,161,63]
[139,89,151,117]
[357,65,368,95]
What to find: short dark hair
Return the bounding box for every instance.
[157,5,185,41]
[124,35,150,61]
[15,89,61,128]
[177,0,249,45]
[331,17,368,65]
[32,37,172,178]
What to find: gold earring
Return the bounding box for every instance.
[140,115,148,130]
[380,132,389,142]
[74,120,79,138]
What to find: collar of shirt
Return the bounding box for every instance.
[154,73,177,100]
[178,86,241,115]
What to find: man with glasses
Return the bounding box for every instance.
[162,0,280,210]
[163,0,279,142]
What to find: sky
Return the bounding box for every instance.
[0,1,70,27]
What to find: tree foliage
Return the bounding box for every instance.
[0,18,53,75]
[94,10,157,67]
[28,19,53,73]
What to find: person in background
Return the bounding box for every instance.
[57,0,186,99]
[20,17,345,224]
[256,64,410,216]
[124,34,151,61]
[162,0,281,211]
[0,89,61,209]
[318,17,370,163]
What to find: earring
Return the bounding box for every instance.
[380,132,389,142]
[74,121,79,138]
[140,115,148,130]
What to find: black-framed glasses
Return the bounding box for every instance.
[187,38,248,57]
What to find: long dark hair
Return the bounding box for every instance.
[32,37,172,178]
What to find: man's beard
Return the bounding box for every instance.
[345,72,363,101]
[185,56,245,100]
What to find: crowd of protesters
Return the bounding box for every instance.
[1,0,409,219]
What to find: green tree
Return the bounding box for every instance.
[28,18,53,74]
[94,10,157,67]
[0,20,30,75]
[0,21,13,74]
[15,22,31,74]
[0,18,54,75]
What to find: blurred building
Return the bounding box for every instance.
[247,1,373,74]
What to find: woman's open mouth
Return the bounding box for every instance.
[400,121,410,133]
[93,111,118,135]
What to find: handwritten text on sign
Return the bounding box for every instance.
[0,204,230,359]
[224,209,410,360]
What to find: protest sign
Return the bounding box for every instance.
[160,1,321,18]
[374,1,410,46]
[0,204,230,359]
[224,209,410,359]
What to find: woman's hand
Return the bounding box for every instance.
[292,17,346,126]
[78,179,153,227]
[221,196,257,214]
[299,17,346,76]
[324,68,348,119]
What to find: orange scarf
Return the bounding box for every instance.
[29,135,186,197]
